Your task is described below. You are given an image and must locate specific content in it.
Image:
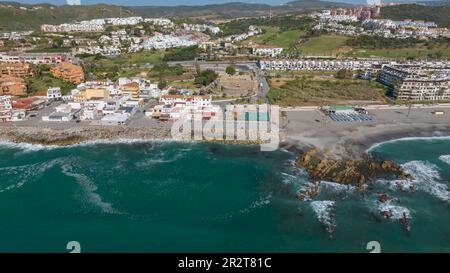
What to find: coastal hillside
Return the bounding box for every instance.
[380,3,450,28]
[0,2,135,31]
[0,0,352,31]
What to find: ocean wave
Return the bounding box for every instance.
[439,155,450,165]
[377,200,411,220]
[310,200,336,233]
[375,178,416,192]
[0,141,59,153]
[401,161,449,203]
[367,135,450,153]
[0,138,185,153]
[61,164,121,215]
[280,172,298,184]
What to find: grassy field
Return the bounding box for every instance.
[26,73,76,96]
[267,72,388,106]
[346,44,450,59]
[298,34,349,56]
[245,27,304,49]
[269,29,304,49]
[245,27,279,45]
[82,51,165,80]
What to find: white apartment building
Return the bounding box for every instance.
[252,45,283,57]
[145,34,197,50]
[183,23,221,34]
[0,53,70,64]
[259,59,375,71]
[106,17,143,26]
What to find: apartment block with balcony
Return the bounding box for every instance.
[50,62,84,84]
[0,75,27,96]
[0,62,33,78]
[378,65,450,101]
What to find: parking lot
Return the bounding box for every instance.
[328,111,374,123]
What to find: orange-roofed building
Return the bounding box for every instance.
[0,62,33,78]
[50,62,84,84]
[121,82,140,98]
[0,75,27,96]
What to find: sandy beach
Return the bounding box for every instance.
[281,105,450,158]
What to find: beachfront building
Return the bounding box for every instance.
[50,62,84,84]
[0,75,27,96]
[149,94,214,121]
[0,62,33,78]
[42,104,77,122]
[12,97,46,112]
[378,65,450,101]
[0,95,12,122]
[251,45,283,58]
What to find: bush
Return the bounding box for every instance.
[194,69,218,86]
[225,65,236,76]
[163,46,199,62]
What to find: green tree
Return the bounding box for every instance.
[336,69,352,79]
[158,77,167,89]
[225,65,236,76]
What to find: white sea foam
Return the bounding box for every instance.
[240,195,271,214]
[401,161,450,203]
[280,172,297,184]
[319,181,357,193]
[310,200,336,232]
[439,155,450,165]
[0,138,182,153]
[377,201,411,220]
[61,164,120,215]
[367,135,450,153]
[376,178,416,192]
[0,159,61,193]
[0,141,59,153]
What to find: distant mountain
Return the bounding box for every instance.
[415,0,450,6]
[284,0,353,8]
[0,1,352,31]
[131,1,353,18]
[380,3,450,28]
[0,2,134,31]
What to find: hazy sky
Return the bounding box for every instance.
[7,0,428,6]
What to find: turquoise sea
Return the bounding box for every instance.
[0,138,449,253]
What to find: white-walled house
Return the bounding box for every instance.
[47,87,62,100]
